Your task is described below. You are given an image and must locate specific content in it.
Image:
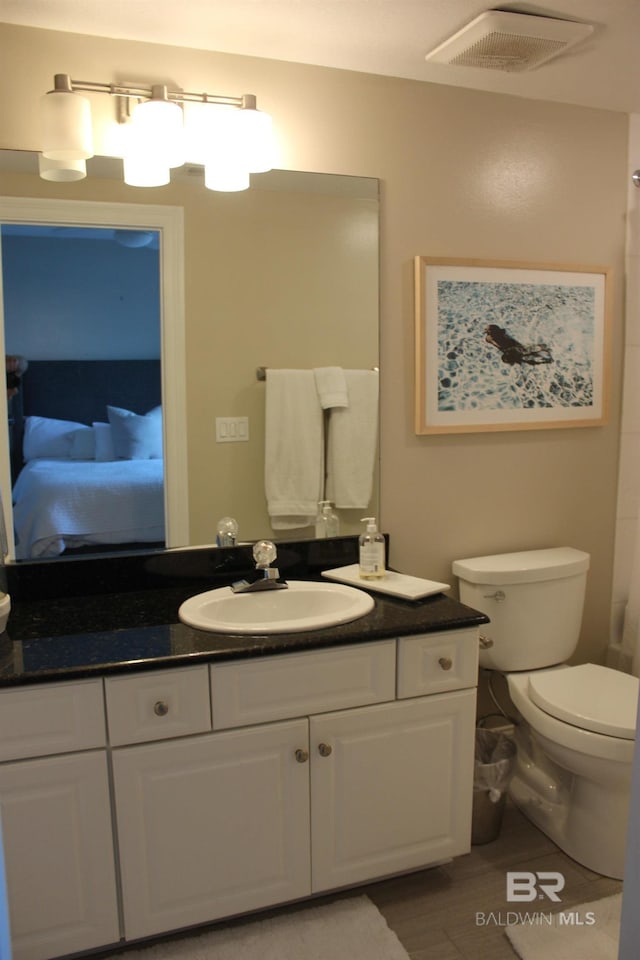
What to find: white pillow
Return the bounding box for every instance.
[92,422,116,462]
[107,405,163,460]
[23,416,88,461]
[70,425,96,460]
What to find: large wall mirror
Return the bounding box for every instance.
[0,151,380,564]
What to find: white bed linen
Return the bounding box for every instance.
[12,458,165,559]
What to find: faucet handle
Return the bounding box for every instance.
[216,516,238,547]
[231,540,284,592]
[253,539,277,569]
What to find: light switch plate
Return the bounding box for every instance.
[216,417,249,442]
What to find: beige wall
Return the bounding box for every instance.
[0,23,629,664]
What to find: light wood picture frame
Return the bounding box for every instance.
[414,257,612,435]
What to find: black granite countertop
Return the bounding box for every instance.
[0,588,488,687]
[0,537,489,688]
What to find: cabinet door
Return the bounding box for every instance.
[310,690,476,892]
[0,752,119,960]
[112,719,311,940]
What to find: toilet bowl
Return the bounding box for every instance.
[506,665,636,879]
[452,547,639,879]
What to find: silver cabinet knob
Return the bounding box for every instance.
[295,748,309,763]
[318,742,332,757]
[438,657,453,671]
[479,635,494,649]
[154,700,169,717]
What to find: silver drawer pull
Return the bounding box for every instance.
[318,742,333,757]
[154,700,170,717]
[295,748,309,763]
[479,635,494,650]
[438,657,453,671]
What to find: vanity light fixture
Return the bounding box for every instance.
[38,153,87,182]
[40,74,275,192]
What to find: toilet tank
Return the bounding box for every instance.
[452,547,590,672]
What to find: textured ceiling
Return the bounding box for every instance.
[1,0,639,113]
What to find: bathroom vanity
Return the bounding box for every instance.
[0,540,487,960]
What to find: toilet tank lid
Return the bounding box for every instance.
[452,547,590,585]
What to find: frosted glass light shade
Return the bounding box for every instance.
[235,107,274,173]
[123,153,170,187]
[189,101,251,190]
[204,160,250,192]
[38,153,87,182]
[41,90,93,161]
[130,97,184,169]
[183,102,237,165]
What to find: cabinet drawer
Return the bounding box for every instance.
[210,640,396,729]
[397,629,478,698]
[105,666,211,746]
[0,679,106,762]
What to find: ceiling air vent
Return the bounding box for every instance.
[424,10,594,73]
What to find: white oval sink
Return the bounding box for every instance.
[178,580,375,634]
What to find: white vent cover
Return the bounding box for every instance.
[425,10,594,72]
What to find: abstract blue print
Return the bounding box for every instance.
[436,280,595,412]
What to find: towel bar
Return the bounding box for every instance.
[256,366,378,381]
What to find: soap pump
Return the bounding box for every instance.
[359,517,385,579]
[315,501,340,538]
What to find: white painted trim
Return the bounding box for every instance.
[0,196,189,559]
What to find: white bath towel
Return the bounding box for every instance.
[314,366,349,409]
[265,369,324,529]
[326,369,379,509]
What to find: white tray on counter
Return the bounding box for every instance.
[321,564,451,600]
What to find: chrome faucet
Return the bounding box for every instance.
[231,540,288,593]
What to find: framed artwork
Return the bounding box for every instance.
[414,257,612,434]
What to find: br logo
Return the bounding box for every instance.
[506,871,565,902]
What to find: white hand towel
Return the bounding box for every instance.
[314,366,349,409]
[326,369,379,509]
[265,369,324,529]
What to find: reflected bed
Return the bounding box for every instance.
[9,359,164,559]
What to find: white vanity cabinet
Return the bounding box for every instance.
[0,626,479,958]
[111,632,478,942]
[0,679,120,960]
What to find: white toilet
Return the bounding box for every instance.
[452,546,639,880]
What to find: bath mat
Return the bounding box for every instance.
[505,893,620,960]
[100,895,410,960]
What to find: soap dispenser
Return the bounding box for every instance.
[359,517,385,579]
[326,503,340,538]
[315,501,340,538]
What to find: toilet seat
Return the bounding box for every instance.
[528,664,638,740]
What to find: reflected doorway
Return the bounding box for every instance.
[2,223,164,560]
[0,196,188,563]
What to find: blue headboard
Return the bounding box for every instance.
[21,359,161,423]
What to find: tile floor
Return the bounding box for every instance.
[362,799,623,959]
[92,799,623,960]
